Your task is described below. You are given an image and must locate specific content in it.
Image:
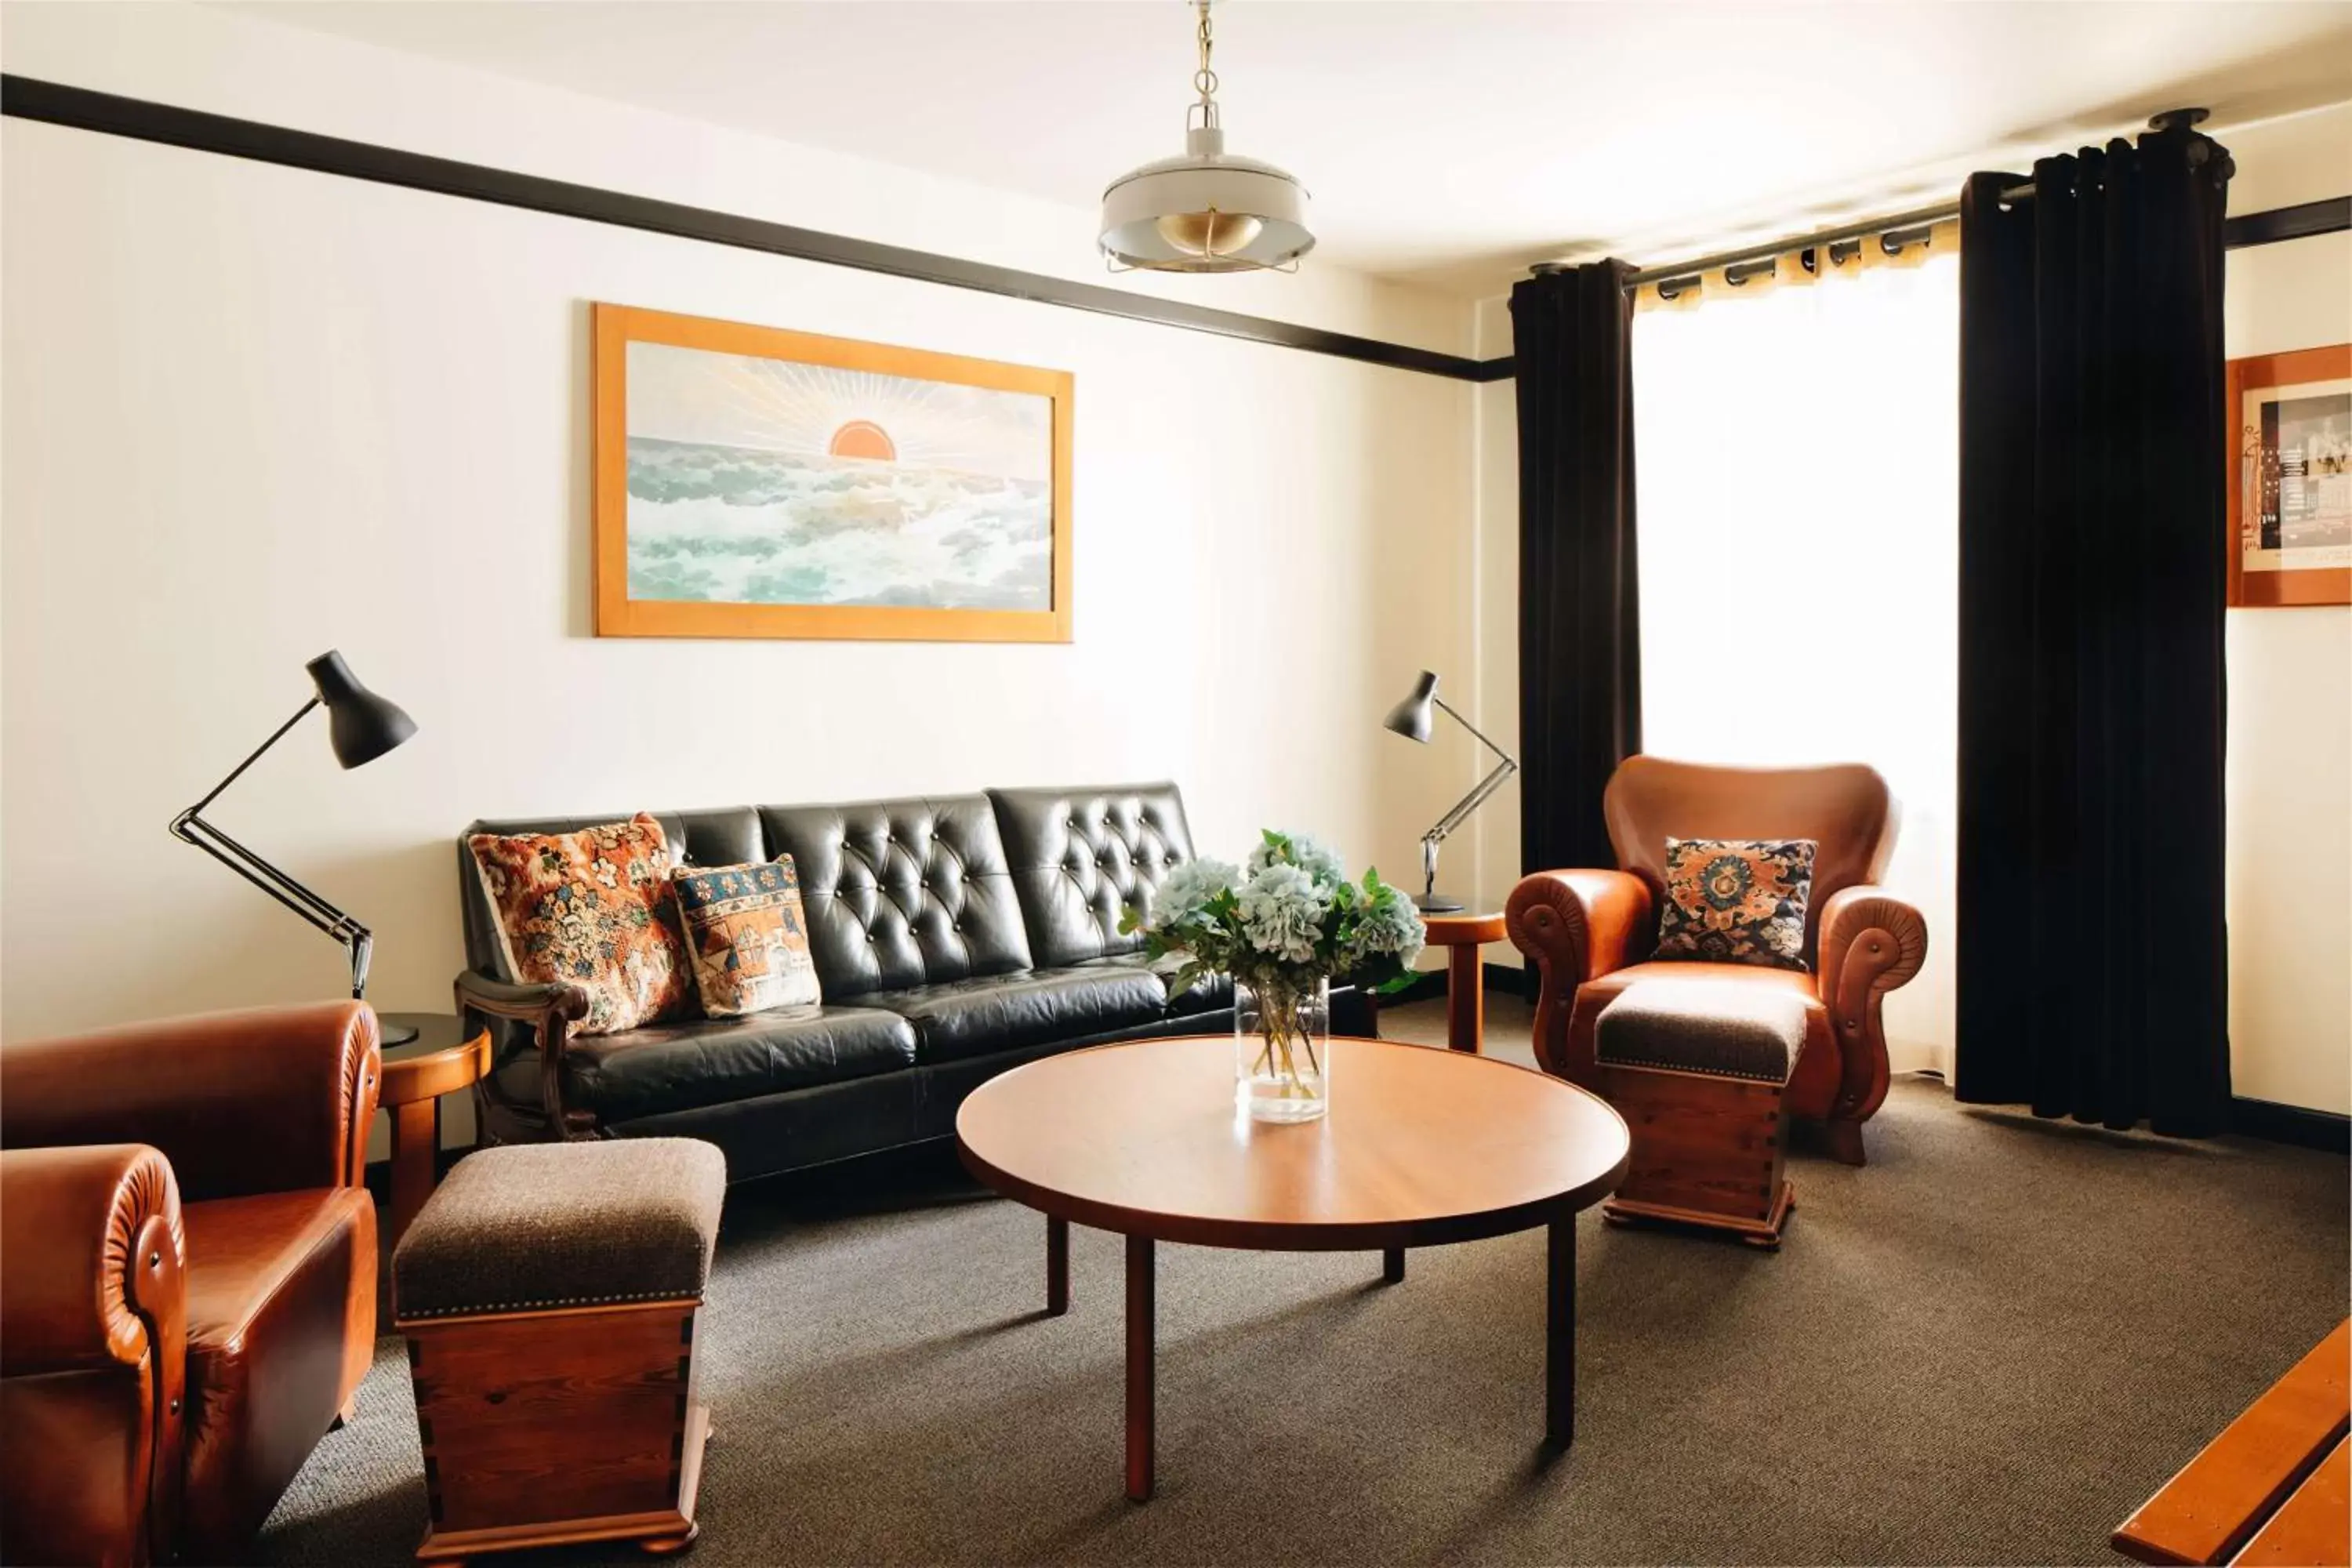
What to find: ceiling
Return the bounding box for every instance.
[223,1,2352,296]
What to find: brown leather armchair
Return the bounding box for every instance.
[1507,757,1928,1165]
[2,1002,381,1565]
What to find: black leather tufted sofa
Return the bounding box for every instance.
[456,783,1379,1181]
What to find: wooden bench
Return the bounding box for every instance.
[2114,1320,2350,1566]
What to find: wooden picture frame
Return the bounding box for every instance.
[2227,343,2350,608]
[593,303,1073,641]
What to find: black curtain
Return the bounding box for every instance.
[1955,124,2234,1134]
[1512,261,1640,875]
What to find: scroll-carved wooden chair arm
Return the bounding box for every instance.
[453,971,593,1139]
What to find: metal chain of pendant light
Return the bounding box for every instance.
[1098,0,1315,274]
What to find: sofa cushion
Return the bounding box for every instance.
[988,783,1196,967]
[466,814,696,1037]
[672,858,822,1017]
[560,1005,918,1123]
[862,965,1167,1065]
[1076,951,1232,1014]
[459,808,764,982]
[760,796,1032,1000]
[180,1188,375,1559]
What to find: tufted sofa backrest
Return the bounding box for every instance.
[987,783,1196,968]
[760,795,1032,1000]
[456,783,1201,1006]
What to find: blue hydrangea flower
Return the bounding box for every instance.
[1247,831,1345,887]
[1144,856,1239,931]
[1236,862,1330,964]
[1346,890,1427,970]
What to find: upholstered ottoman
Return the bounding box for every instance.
[393,1138,726,1563]
[1595,979,1805,1248]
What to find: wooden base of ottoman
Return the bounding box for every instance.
[1605,1181,1795,1249]
[1599,1061,1792,1249]
[403,1299,707,1563]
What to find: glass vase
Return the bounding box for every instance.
[1234,977,1331,1123]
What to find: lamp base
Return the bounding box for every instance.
[1414,892,1466,914]
[380,1021,419,1047]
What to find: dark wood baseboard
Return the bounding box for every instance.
[2230,1097,2351,1155]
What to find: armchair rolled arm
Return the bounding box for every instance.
[1507,869,1653,1078]
[1815,886,1929,1124]
[1,1145,187,1566]
[0,1001,380,1201]
[453,969,592,1138]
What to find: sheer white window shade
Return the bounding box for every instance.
[1632,251,1959,1076]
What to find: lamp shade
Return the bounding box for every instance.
[306,650,416,768]
[1382,670,1439,743]
[1099,129,1315,274]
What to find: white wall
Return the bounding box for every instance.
[1467,105,2352,1113]
[2217,103,2352,1116]
[0,2,1479,1058]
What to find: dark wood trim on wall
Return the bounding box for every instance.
[3,74,2340,385]
[2223,197,2352,249]
[0,74,1488,383]
[2230,1096,2352,1155]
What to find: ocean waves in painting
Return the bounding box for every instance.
[625,437,1051,609]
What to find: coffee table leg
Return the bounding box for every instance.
[1047,1216,1069,1316]
[1382,1247,1405,1284]
[1545,1215,1575,1449]
[1126,1233,1155,1502]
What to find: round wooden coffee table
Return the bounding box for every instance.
[956,1035,1630,1501]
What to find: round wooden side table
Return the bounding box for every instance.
[376,1012,492,1249]
[957,1035,1631,1501]
[1420,902,1508,1052]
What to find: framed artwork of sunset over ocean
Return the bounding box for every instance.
[593,303,1073,641]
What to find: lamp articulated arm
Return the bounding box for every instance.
[169,695,376,998]
[1417,696,1520,899]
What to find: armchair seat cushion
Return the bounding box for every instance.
[560,1006,918,1123]
[179,1188,375,1559]
[864,966,1168,1065]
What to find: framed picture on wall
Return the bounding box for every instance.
[2227,343,2350,608]
[592,303,1073,641]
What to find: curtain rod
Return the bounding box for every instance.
[1538,107,2209,290]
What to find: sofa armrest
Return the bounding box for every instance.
[1,1145,187,1566]
[1815,885,1929,1124]
[1506,869,1653,1078]
[454,969,592,1138]
[0,1002,380,1201]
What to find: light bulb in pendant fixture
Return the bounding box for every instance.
[1098,0,1312,274]
[1155,209,1266,258]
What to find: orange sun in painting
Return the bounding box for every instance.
[827,419,897,461]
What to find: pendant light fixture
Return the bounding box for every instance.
[1098,0,1314,274]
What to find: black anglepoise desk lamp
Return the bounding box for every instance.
[169,650,419,1041]
[1381,670,1519,913]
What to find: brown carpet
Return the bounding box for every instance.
[263,996,2349,1566]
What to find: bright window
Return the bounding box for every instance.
[1632,254,1958,1074]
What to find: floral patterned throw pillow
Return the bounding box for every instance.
[1653,837,1817,972]
[467,814,695,1036]
[671,858,822,1018]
